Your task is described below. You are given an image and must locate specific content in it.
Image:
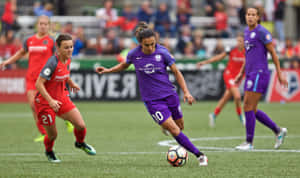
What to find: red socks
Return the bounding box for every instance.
[44,135,55,152]
[74,128,86,143]
[214,107,221,116]
[236,107,242,116]
[36,121,47,135]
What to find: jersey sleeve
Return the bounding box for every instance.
[126,49,134,64]
[22,36,30,52]
[162,49,175,66]
[259,27,272,45]
[40,56,58,80]
[50,36,56,53]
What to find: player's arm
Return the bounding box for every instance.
[36,76,62,112]
[196,52,227,68]
[0,48,27,70]
[170,63,195,105]
[235,61,245,84]
[66,78,80,93]
[95,62,130,74]
[265,43,288,87]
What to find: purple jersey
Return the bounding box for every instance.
[126,44,176,101]
[244,24,272,75]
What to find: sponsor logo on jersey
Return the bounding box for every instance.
[55,74,69,81]
[232,57,244,61]
[244,40,254,51]
[138,63,161,74]
[29,46,47,52]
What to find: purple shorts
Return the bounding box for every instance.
[144,94,183,125]
[244,71,270,94]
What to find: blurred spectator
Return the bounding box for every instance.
[176,25,192,54]
[154,2,176,37]
[254,1,268,21]
[49,22,61,38]
[95,35,103,55]
[212,39,225,55]
[102,29,123,55]
[84,38,98,56]
[137,1,154,23]
[192,30,207,58]
[161,37,174,54]
[294,38,300,59]
[281,38,294,59]
[109,4,137,33]
[34,2,54,17]
[274,0,286,41]
[183,42,195,58]
[225,0,241,17]
[238,0,247,32]
[0,32,20,69]
[176,2,192,29]
[1,0,17,33]
[72,27,86,56]
[203,0,223,17]
[214,2,229,38]
[95,0,118,29]
[61,21,74,36]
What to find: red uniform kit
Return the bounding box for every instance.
[223,47,245,89]
[23,35,55,91]
[35,55,75,126]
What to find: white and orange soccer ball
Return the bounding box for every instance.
[166,145,188,167]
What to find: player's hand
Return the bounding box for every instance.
[183,92,195,105]
[0,61,8,71]
[95,66,110,74]
[234,73,243,84]
[278,73,288,88]
[49,99,62,112]
[196,61,206,69]
[69,83,80,93]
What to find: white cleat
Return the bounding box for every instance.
[235,142,253,151]
[274,128,287,149]
[198,155,208,166]
[209,113,216,128]
[239,115,245,126]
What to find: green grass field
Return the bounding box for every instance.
[0,102,299,178]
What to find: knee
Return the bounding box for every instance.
[74,123,86,130]
[243,101,253,111]
[234,95,241,102]
[178,123,184,131]
[48,133,57,141]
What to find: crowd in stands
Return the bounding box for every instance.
[0,0,299,69]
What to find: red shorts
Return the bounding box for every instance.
[223,71,238,89]
[26,77,36,92]
[35,96,76,126]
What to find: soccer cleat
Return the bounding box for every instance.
[198,155,208,166]
[209,113,216,127]
[45,151,61,163]
[34,134,45,142]
[75,142,96,155]
[235,142,253,151]
[65,120,74,133]
[274,128,287,149]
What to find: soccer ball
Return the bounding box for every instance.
[166,145,188,167]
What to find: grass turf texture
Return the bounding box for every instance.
[0,102,299,178]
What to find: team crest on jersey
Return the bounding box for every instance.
[43,68,51,76]
[43,40,48,45]
[155,54,161,62]
[250,32,256,39]
[276,71,299,99]
[246,80,253,89]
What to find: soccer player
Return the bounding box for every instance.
[35,34,96,162]
[196,34,245,127]
[235,7,288,150]
[96,22,208,166]
[0,15,74,142]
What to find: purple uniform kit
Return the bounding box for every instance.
[126,44,182,124]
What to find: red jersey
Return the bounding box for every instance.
[224,47,245,77]
[36,55,71,104]
[23,35,55,81]
[1,1,14,24]
[214,11,227,31]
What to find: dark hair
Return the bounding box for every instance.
[246,6,261,24]
[56,33,72,47]
[135,21,155,43]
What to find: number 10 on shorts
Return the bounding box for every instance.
[41,114,53,125]
[152,111,164,123]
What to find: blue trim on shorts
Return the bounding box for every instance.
[253,74,260,92]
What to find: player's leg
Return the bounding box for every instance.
[229,86,244,125]
[60,107,96,155]
[43,124,61,163]
[161,117,208,166]
[27,90,46,142]
[235,91,260,150]
[209,89,232,127]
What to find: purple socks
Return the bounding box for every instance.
[256,110,280,134]
[174,132,203,157]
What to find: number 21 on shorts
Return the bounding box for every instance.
[41,114,53,125]
[152,111,164,123]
